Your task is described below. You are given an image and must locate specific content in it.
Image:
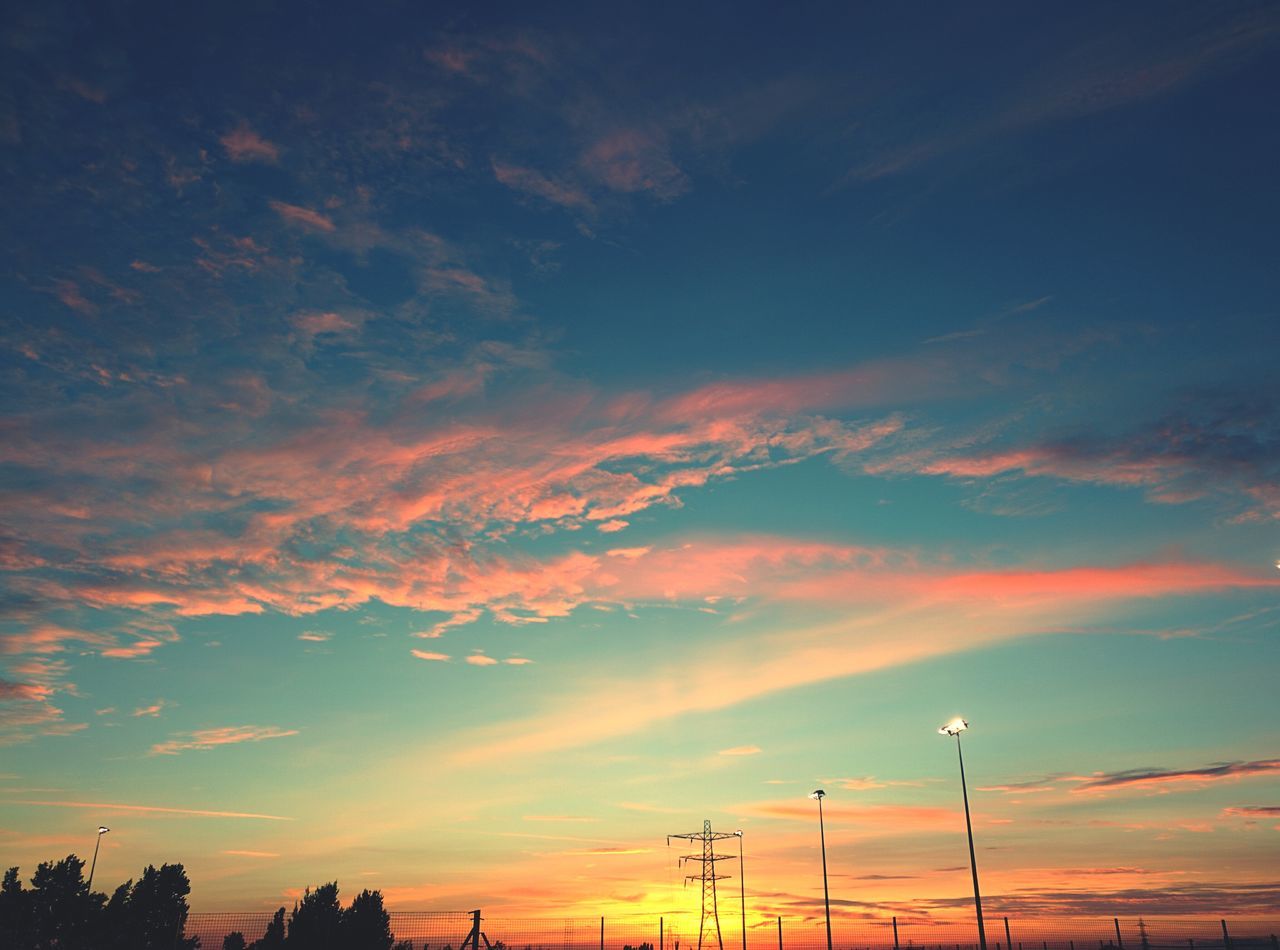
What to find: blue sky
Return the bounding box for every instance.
[1,0,1278,921]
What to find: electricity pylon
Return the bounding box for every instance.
[668,820,739,950]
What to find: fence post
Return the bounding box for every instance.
[661,917,665,950]
[1221,921,1231,950]
[1114,921,1124,950]
[467,911,481,950]
[894,917,900,950]
[601,917,605,950]
[777,916,782,950]
[1004,918,1013,950]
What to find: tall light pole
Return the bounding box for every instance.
[87,826,109,890]
[734,830,746,950]
[810,790,833,950]
[939,718,987,950]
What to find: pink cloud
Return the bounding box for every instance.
[718,745,761,756]
[51,279,96,315]
[101,638,166,659]
[466,654,499,666]
[580,129,688,200]
[290,311,361,340]
[1,625,115,655]
[269,200,336,232]
[150,724,298,755]
[503,657,533,665]
[596,519,629,533]
[410,650,450,662]
[492,159,594,212]
[220,124,280,163]
[0,679,54,702]
[132,700,168,718]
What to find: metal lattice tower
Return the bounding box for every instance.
[668,820,740,950]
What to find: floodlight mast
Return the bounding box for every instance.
[810,791,833,950]
[939,718,987,950]
[734,830,746,950]
[87,826,110,890]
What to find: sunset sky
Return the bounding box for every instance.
[2,1,1279,926]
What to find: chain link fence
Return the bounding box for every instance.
[180,915,1280,950]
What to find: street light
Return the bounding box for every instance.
[734,830,746,950]
[87,826,109,890]
[810,790,833,950]
[938,718,987,950]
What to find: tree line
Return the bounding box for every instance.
[1,854,197,949]
[0,853,411,950]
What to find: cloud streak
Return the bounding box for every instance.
[5,799,293,820]
[1073,758,1280,793]
[150,725,299,756]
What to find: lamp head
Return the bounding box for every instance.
[809,789,825,800]
[97,826,110,835]
[938,717,968,737]
[734,829,743,836]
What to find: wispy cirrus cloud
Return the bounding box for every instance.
[150,725,299,756]
[6,799,293,820]
[579,127,688,200]
[222,849,280,857]
[872,387,1280,521]
[1072,758,1280,793]
[132,699,169,718]
[269,200,336,232]
[718,745,762,756]
[492,159,594,213]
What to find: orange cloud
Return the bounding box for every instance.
[410,650,450,661]
[719,745,762,756]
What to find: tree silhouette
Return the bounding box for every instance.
[223,932,248,950]
[28,854,103,949]
[287,883,343,949]
[0,867,33,947]
[108,863,198,950]
[249,907,287,950]
[342,889,394,950]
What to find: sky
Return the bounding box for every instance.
[2,0,1279,927]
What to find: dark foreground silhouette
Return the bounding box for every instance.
[0,853,400,950]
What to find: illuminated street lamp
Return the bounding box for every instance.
[938,718,987,950]
[87,826,110,890]
[810,790,833,950]
[735,830,746,950]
